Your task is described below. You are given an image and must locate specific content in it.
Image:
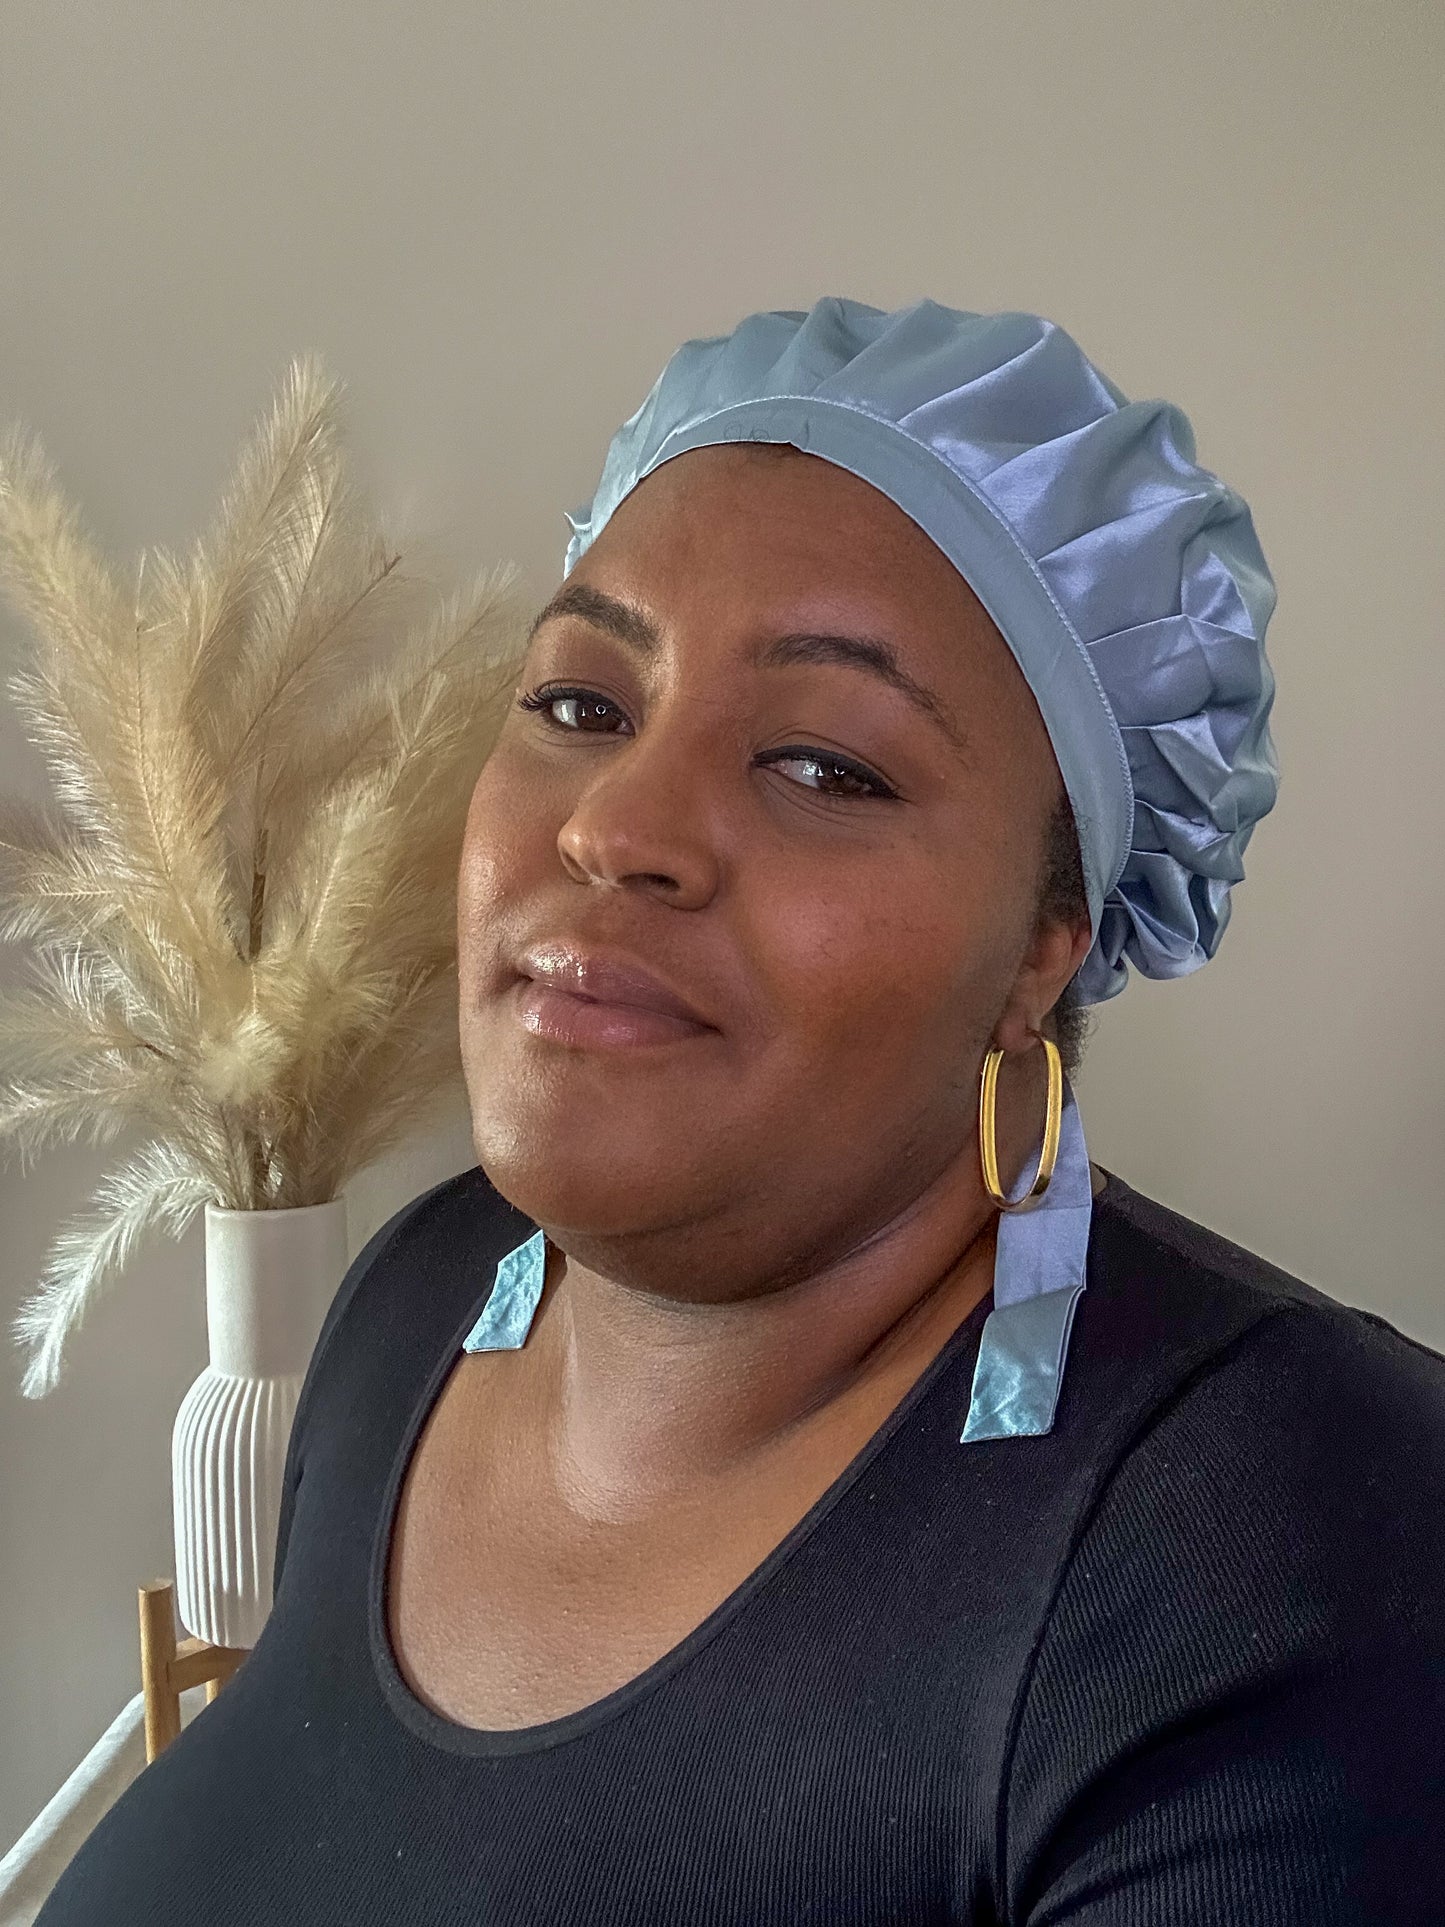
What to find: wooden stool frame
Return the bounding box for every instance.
[138,1579,248,1762]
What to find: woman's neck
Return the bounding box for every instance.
[521,1166,1004,1519]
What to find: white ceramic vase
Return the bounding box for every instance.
[171,1197,348,1647]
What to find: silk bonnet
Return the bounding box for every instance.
[560,295,1280,1005]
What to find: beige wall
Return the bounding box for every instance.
[2,0,1440,1851]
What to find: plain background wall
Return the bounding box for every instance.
[2,0,1440,1851]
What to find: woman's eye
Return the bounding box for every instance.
[760,750,897,802]
[516,684,896,802]
[517,685,630,733]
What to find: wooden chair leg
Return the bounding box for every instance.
[138,1580,249,1763]
[138,1580,182,1761]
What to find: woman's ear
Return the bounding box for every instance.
[991,914,1093,1054]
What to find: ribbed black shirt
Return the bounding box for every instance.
[36,1165,1445,1924]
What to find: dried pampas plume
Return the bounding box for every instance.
[0,354,529,1397]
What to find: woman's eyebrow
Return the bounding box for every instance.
[527,581,658,655]
[526,581,971,758]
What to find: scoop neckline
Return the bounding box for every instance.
[366,1231,1007,1759]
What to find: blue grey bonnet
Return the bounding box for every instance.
[560,295,1280,1006]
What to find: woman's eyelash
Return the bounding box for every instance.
[515,683,898,801]
[517,685,626,730]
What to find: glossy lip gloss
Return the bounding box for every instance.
[512,977,713,1050]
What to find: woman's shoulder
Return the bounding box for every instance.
[1008,1176,1445,1921]
[276,1167,533,1512]
[1055,1167,1445,1644]
[306,1164,516,1363]
[1073,1166,1445,1580]
[1089,1163,1401,1322]
[1085,1163,1445,1422]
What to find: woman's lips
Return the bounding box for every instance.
[512,977,713,1050]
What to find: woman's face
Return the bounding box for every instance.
[458,443,1085,1282]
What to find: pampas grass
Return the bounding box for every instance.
[0,354,529,1397]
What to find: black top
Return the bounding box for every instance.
[37,1165,1445,1925]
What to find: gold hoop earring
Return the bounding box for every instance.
[979,1033,1064,1212]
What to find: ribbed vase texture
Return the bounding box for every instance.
[172,1198,348,1647]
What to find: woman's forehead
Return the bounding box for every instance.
[577,443,1001,648]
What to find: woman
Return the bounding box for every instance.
[39,298,1445,1923]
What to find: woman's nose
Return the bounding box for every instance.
[554,711,725,907]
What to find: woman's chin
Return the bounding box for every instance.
[468,1099,708,1234]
